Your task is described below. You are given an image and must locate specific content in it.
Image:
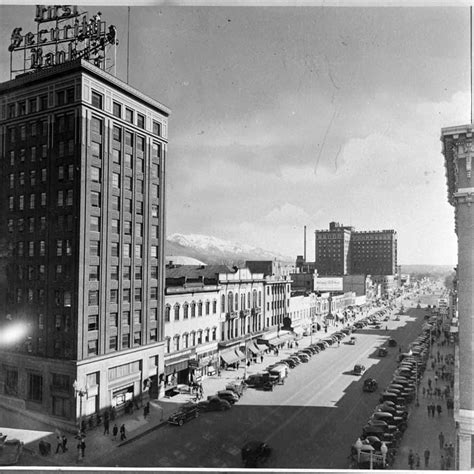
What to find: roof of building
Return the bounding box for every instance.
[165,264,235,280]
[165,256,207,266]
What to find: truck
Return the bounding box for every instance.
[245,373,279,390]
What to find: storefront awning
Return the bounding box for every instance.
[257,343,268,351]
[293,327,304,335]
[164,358,189,376]
[247,341,259,355]
[235,348,246,360]
[220,350,239,365]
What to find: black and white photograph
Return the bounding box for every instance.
[0,0,470,471]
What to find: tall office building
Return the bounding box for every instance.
[0,57,169,428]
[441,124,474,469]
[315,222,397,276]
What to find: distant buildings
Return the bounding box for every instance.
[315,222,397,276]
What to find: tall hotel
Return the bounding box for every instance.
[0,7,169,429]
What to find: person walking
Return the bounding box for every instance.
[440,455,446,470]
[408,449,415,469]
[415,452,420,469]
[437,404,442,416]
[61,435,68,452]
[260,354,264,363]
[120,424,126,441]
[112,424,118,440]
[427,405,431,417]
[439,432,445,450]
[103,417,110,435]
[55,434,64,453]
[424,448,430,468]
[80,438,86,458]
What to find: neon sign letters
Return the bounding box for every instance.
[8,5,118,77]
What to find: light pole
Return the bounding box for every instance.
[73,380,88,435]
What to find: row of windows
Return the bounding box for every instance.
[164,328,217,353]
[88,328,157,355]
[11,287,72,306]
[88,288,158,306]
[91,89,162,137]
[165,300,217,321]
[89,240,158,259]
[8,146,48,166]
[89,264,158,281]
[13,264,71,281]
[88,307,158,331]
[223,291,262,313]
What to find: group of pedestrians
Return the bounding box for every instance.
[426,403,443,417]
[438,431,455,470]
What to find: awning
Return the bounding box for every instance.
[235,348,246,360]
[293,327,304,335]
[164,358,189,376]
[247,341,260,355]
[257,343,268,351]
[220,350,240,365]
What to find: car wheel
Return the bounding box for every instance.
[178,419,184,426]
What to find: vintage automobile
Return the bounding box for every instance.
[197,396,232,412]
[388,338,397,347]
[241,441,272,468]
[378,348,388,357]
[226,381,246,397]
[348,336,357,345]
[353,364,366,376]
[217,390,239,404]
[363,378,378,392]
[168,403,199,426]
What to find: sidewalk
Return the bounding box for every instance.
[6,308,375,467]
[392,335,456,470]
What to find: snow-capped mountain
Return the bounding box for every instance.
[166,233,293,266]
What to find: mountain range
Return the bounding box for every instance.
[166,233,293,266]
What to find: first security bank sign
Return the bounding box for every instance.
[8,5,118,78]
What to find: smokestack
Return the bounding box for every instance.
[304,225,307,262]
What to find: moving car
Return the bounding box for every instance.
[388,338,397,347]
[241,441,272,468]
[353,364,366,375]
[363,378,378,392]
[168,403,199,426]
[197,396,232,412]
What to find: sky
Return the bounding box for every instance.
[0,4,469,265]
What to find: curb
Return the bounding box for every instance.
[118,419,168,447]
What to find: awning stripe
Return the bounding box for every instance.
[220,350,239,365]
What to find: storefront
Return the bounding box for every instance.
[164,350,192,395]
[189,342,219,379]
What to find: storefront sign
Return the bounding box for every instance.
[8,5,118,78]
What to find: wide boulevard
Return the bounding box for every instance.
[102,293,440,469]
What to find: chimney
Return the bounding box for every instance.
[304,225,307,262]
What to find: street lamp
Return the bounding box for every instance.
[73,380,88,434]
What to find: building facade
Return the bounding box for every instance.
[315,222,397,277]
[441,124,474,469]
[0,59,168,428]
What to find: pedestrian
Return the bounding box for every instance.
[62,435,68,452]
[80,438,86,458]
[446,454,451,469]
[55,434,64,453]
[422,386,426,398]
[427,405,431,417]
[120,424,126,441]
[437,404,442,416]
[103,417,109,435]
[424,448,430,468]
[112,424,118,440]
[440,455,445,470]
[435,374,439,385]
[428,378,432,389]
[260,354,264,363]
[415,452,420,469]
[143,405,148,419]
[408,449,415,469]
[439,431,445,450]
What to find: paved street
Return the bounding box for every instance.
[102,300,430,469]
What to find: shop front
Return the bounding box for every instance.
[164,351,192,396]
[189,342,219,380]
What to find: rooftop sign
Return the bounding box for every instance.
[8,5,118,78]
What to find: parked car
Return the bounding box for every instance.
[241,441,272,468]
[388,338,397,347]
[217,390,239,404]
[168,403,199,426]
[353,364,366,375]
[348,336,356,345]
[225,381,246,397]
[378,348,388,357]
[282,358,297,368]
[295,353,310,363]
[198,397,232,412]
[363,378,378,392]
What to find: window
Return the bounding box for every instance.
[112,172,120,188]
[151,245,158,258]
[153,121,161,136]
[122,333,130,349]
[134,288,142,301]
[124,221,132,235]
[151,184,159,199]
[91,190,101,207]
[109,336,118,351]
[66,189,73,206]
[5,368,18,396]
[111,195,120,211]
[31,146,37,162]
[150,307,158,321]
[152,205,159,218]
[134,332,141,345]
[111,242,119,257]
[135,266,142,280]
[19,195,24,210]
[111,265,119,280]
[134,309,142,324]
[183,303,189,319]
[111,219,120,234]
[90,240,100,257]
[135,244,142,258]
[165,305,171,322]
[27,373,43,402]
[151,266,158,279]
[39,240,45,256]
[124,198,132,213]
[123,243,131,258]
[150,287,158,300]
[125,108,133,123]
[136,201,143,215]
[88,340,98,356]
[150,328,157,342]
[91,90,103,109]
[88,290,99,306]
[91,166,101,182]
[89,265,99,281]
[174,304,180,321]
[113,102,122,118]
[122,311,130,325]
[136,179,144,194]
[110,289,118,304]
[91,215,100,232]
[57,190,64,207]
[137,113,145,129]
[109,312,118,327]
[41,193,46,206]
[136,158,144,173]
[112,149,121,164]
[123,288,131,302]
[56,240,62,256]
[88,315,98,331]
[123,266,131,280]
[135,222,143,237]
